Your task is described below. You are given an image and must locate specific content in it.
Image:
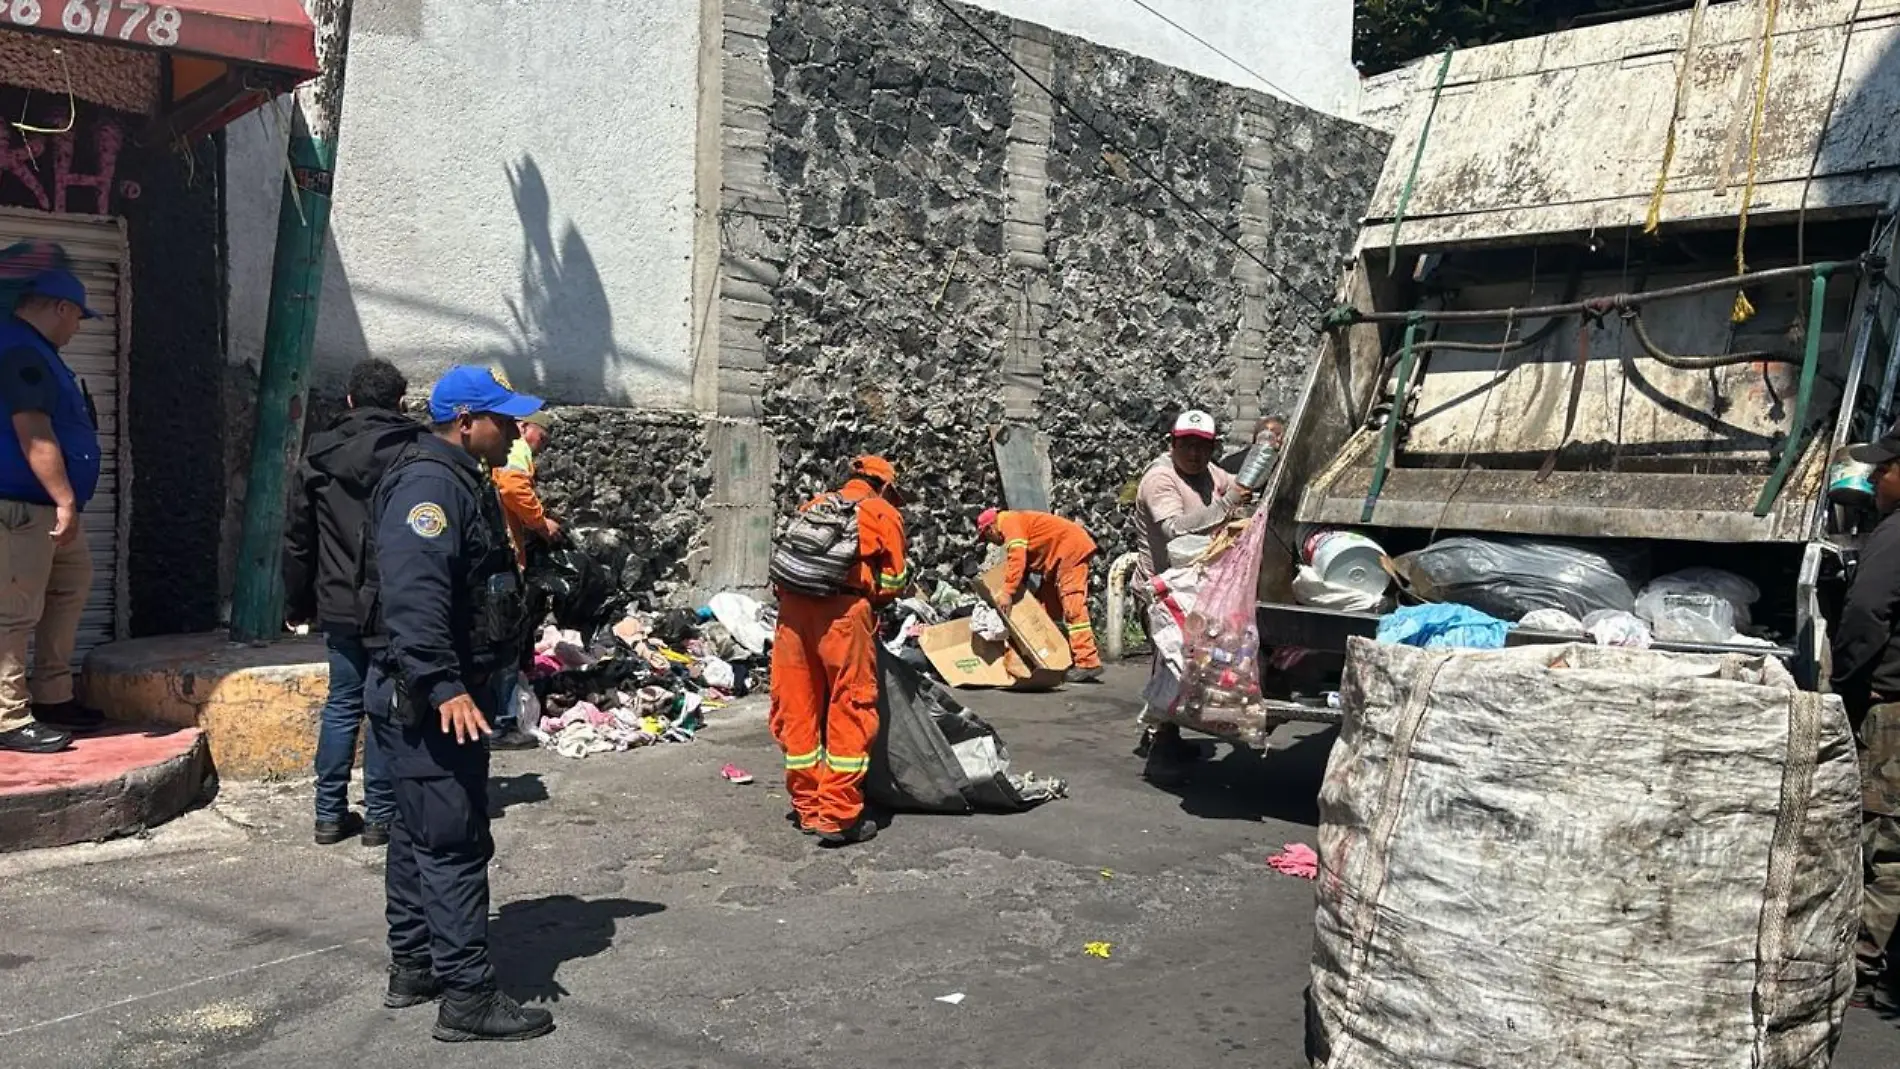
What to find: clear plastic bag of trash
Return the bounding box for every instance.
[1581,609,1652,649]
[1635,568,1758,642]
[707,592,772,655]
[1518,608,1585,632]
[701,656,736,691]
[1392,536,1648,621]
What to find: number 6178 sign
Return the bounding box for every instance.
[3,0,186,49]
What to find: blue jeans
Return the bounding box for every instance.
[492,666,520,733]
[314,634,395,825]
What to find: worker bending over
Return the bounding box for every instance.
[976,508,1103,684]
[768,455,909,846]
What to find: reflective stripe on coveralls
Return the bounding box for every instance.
[996,510,1102,670]
[770,477,908,834]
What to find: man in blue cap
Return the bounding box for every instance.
[0,269,106,754]
[361,365,553,1041]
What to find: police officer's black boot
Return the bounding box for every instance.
[384,959,441,1009]
[432,988,554,1042]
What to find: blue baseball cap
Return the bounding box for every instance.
[427,366,544,423]
[25,269,100,319]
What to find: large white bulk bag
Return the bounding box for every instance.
[1311,639,1860,1069]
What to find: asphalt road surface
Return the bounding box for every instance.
[2,663,1895,1067]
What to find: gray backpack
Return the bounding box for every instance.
[770,493,861,596]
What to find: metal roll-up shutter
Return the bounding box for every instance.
[0,206,126,659]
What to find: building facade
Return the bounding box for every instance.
[0,12,317,653]
[158,0,1376,624]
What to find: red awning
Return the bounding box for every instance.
[4,0,317,76]
[3,0,319,138]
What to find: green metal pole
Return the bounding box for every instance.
[229,125,335,642]
[229,0,355,642]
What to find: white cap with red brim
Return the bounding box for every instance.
[1172,410,1217,439]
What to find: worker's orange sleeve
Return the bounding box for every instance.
[998,511,1033,602]
[858,496,910,605]
[492,466,547,532]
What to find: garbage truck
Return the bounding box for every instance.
[1246,0,1900,725]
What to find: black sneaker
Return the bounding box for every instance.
[1067,666,1105,684]
[432,988,554,1042]
[818,819,879,848]
[785,810,817,836]
[0,722,71,753]
[314,812,364,846]
[487,729,538,751]
[32,701,104,733]
[361,821,391,848]
[385,960,441,1009]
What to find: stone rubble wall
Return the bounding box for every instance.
[290,398,712,614]
[756,0,1387,601]
[523,408,712,610]
[284,0,1384,619]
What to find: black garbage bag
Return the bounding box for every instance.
[653,607,701,648]
[866,648,1067,814]
[525,540,621,637]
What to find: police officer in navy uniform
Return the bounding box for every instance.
[365,366,553,1042]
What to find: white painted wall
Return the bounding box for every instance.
[962,0,1361,120]
[226,0,703,407]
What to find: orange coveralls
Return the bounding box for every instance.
[492,438,546,568]
[996,510,1101,670]
[770,478,909,834]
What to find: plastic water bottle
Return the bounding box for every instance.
[1237,444,1280,491]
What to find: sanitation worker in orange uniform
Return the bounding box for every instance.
[976,508,1104,683]
[771,456,909,846]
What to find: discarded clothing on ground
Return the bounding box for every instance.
[1267,842,1318,880]
[707,592,771,656]
[526,600,768,759]
[866,647,1067,814]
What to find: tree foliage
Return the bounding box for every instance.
[1355,0,1689,76]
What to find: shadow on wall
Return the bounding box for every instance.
[488,156,621,403]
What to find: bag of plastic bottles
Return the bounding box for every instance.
[1165,511,1274,745]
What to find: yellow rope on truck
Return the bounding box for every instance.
[1732,0,1781,324]
[1645,0,1711,234]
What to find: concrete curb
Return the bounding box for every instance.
[83,634,328,779]
[0,727,212,853]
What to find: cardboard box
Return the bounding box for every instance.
[974,565,1075,672]
[919,620,1066,691]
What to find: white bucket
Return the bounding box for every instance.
[1302,529,1390,598]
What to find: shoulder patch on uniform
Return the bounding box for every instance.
[406,502,449,539]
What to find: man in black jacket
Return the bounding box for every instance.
[284,359,423,847]
[1831,429,1900,1009]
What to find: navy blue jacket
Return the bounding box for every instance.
[370,435,522,710]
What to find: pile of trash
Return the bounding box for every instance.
[1381,537,1776,651]
[881,581,1006,668]
[524,575,774,759]
[1282,527,1782,653]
